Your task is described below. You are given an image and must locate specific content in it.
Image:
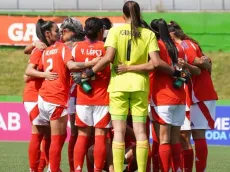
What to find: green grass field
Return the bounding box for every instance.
[0,142,230,172]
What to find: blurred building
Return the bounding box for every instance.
[0,0,229,11]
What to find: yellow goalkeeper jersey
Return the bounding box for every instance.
[105,23,159,92]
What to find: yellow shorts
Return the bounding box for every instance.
[109,91,148,123]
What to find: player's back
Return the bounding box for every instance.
[152,40,185,106]
[183,40,218,103]
[106,24,159,92]
[23,48,44,102]
[74,40,110,105]
[39,42,73,106]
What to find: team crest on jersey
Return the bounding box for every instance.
[181,41,189,49]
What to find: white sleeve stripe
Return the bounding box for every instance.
[190,42,197,51]
[72,44,78,60]
[62,47,65,61]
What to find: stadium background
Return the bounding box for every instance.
[0,0,230,171]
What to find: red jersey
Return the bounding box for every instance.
[39,42,74,106]
[23,48,43,102]
[175,42,186,59]
[181,40,218,103]
[151,40,186,106]
[74,40,110,105]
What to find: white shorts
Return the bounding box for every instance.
[190,100,216,130]
[67,97,76,115]
[181,111,191,131]
[151,104,186,126]
[36,96,68,126]
[24,102,41,125]
[76,105,112,128]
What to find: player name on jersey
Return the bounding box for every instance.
[80,48,102,56]
[45,49,58,56]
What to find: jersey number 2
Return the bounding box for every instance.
[46,58,53,72]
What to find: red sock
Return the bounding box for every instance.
[159,144,171,172]
[68,135,77,172]
[94,135,106,172]
[74,135,89,172]
[194,139,208,172]
[28,134,43,172]
[171,143,182,172]
[38,151,46,172]
[183,149,194,172]
[49,135,66,172]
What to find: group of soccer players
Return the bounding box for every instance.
[22,1,217,172]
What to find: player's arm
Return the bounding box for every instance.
[115,51,175,75]
[92,47,116,72]
[25,63,58,80]
[24,41,47,55]
[23,74,34,83]
[66,57,101,71]
[178,58,201,75]
[193,57,212,70]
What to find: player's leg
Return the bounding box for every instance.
[170,105,185,172]
[105,132,114,172]
[93,105,111,172]
[38,127,51,172]
[145,118,151,172]
[131,91,149,172]
[151,121,160,172]
[74,105,93,171]
[180,111,193,172]
[191,101,216,172]
[25,102,45,172]
[109,92,129,172]
[68,97,78,172]
[151,105,172,172]
[48,104,68,172]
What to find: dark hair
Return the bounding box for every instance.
[168,20,203,52]
[61,18,85,42]
[36,19,55,46]
[123,1,142,39]
[101,17,113,30]
[150,19,178,64]
[84,17,103,41]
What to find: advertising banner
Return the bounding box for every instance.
[0,103,230,145]
[0,15,124,46]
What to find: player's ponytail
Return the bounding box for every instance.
[36,19,54,46]
[123,1,142,39]
[84,17,103,42]
[151,19,178,64]
[168,20,203,52]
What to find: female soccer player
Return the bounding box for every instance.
[24,17,86,172]
[25,18,100,172]
[149,19,186,172]
[83,2,175,171]
[23,32,58,172]
[59,18,85,172]
[168,22,218,172]
[72,17,111,172]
